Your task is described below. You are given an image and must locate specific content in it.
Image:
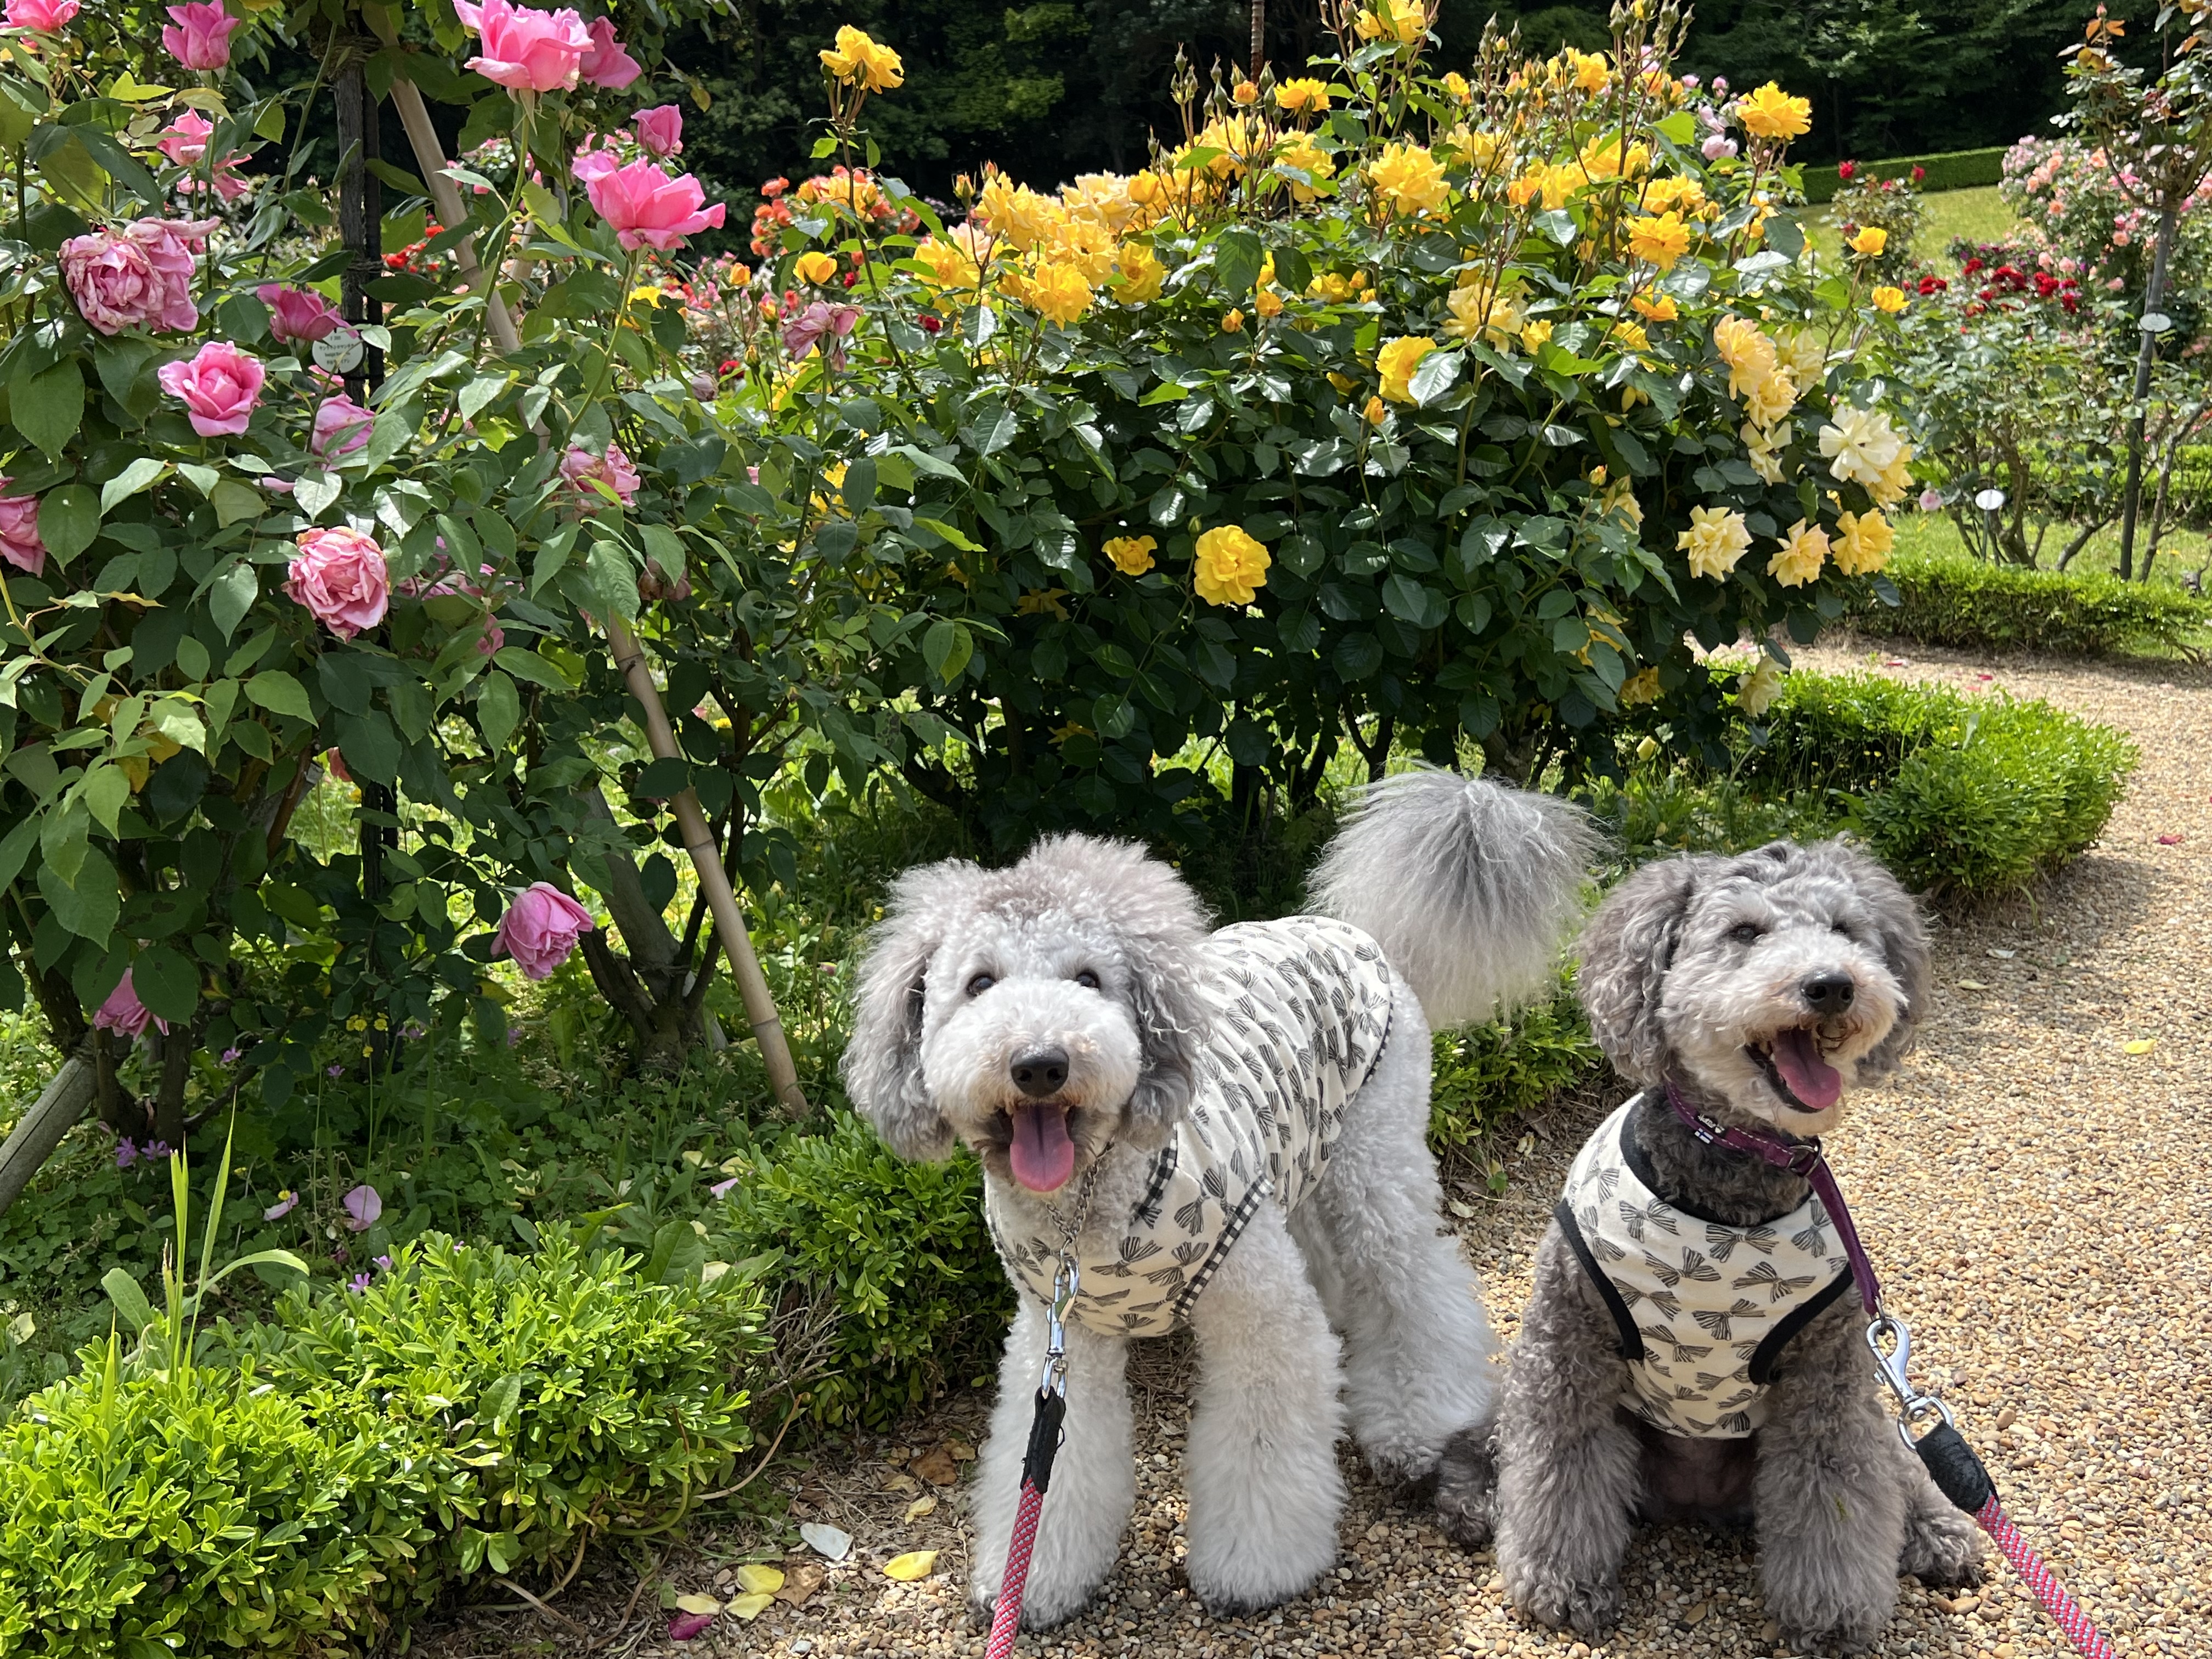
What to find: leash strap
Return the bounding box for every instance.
[985,1387,1066,1659]
[1661,1083,2119,1659]
[1662,1082,1880,1313]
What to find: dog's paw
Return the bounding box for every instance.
[1900,1504,1987,1589]
[968,1582,1093,1633]
[1778,1609,1884,1657]
[1427,1423,1497,1548]
[1511,1571,1622,1638]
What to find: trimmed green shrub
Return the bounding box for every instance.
[0,1235,766,1655]
[1841,549,2212,657]
[717,1115,1011,1431]
[1804,147,2007,202]
[1747,673,2138,897]
[1429,989,1604,1159]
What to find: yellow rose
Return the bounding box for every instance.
[1678,504,1752,581]
[1767,518,1830,588]
[1377,335,1441,402]
[1276,137,1338,202]
[1026,261,1092,326]
[1222,308,1245,334]
[819,25,904,93]
[1741,419,1792,484]
[1738,657,1785,716]
[1441,71,1471,102]
[1626,211,1692,272]
[1872,285,1906,313]
[1740,369,1798,428]
[1563,47,1610,94]
[1113,241,1164,303]
[1618,666,1662,706]
[1446,280,1521,345]
[1369,142,1449,217]
[1193,525,1271,606]
[1104,534,1158,575]
[793,250,839,285]
[1872,449,1915,507]
[1713,315,1779,397]
[1353,0,1426,46]
[1276,77,1333,114]
[913,235,982,289]
[1521,318,1553,352]
[1611,319,1650,356]
[1364,394,1389,425]
[1256,287,1285,318]
[1737,82,1812,140]
[1232,80,1260,105]
[1848,225,1888,256]
[1632,293,1679,321]
[1578,134,1649,182]
[1832,509,1894,575]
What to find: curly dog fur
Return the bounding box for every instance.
[1485,840,1986,1654]
[843,769,1593,1628]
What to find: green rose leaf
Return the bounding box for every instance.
[10,359,86,459]
[131,942,199,1025]
[246,672,314,721]
[37,484,101,567]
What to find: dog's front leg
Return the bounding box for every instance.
[1183,1203,1347,1616]
[1754,1301,1909,1655]
[1495,1226,1642,1638]
[968,1297,1133,1631]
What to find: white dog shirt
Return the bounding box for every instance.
[1556,1098,1853,1438]
[988,915,1395,1339]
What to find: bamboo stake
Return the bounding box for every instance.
[383,70,806,1111]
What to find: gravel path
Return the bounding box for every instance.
[423,643,2211,1659]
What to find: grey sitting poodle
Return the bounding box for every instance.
[841,770,1593,1627]
[1486,840,1985,1654]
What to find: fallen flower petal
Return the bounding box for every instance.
[883,1550,939,1582]
[673,1593,721,1616]
[799,1522,851,1561]
[2123,1037,2158,1054]
[735,1564,784,1596]
[667,1612,715,1641]
[726,1593,774,1621]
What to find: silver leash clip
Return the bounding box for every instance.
[1042,1254,1080,1397]
[1866,1310,1954,1448]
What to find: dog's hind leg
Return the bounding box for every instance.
[1184,1201,1347,1616]
[1294,983,1500,1534]
[1495,1225,1643,1638]
[968,1298,1134,1632]
[1752,1300,1909,1655]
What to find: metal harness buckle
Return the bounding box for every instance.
[1866,1310,1955,1448]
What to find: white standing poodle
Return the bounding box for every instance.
[841,769,1594,1626]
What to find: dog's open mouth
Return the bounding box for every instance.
[1006,1102,1077,1193]
[1747,1026,1843,1113]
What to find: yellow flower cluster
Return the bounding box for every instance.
[1308,269,1370,303]
[819,25,903,92]
[1369,142,1449,217]
[1714,315,1799,441]
[1353,0,1427,46]
[1446,274,1522,347]
[1737,81,1811,140]
[1194,526,1270,606]
[1577,133,1649,182]
[1767,518,1830,588]
[1833,509,1894,575]
[1276,77,1331,115]
[1678,505,1752,581]
[958,170,1173,325]
[1817,405,1915,506]
[1626,211,1691,271]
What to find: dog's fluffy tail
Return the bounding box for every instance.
[1307,765,1598,1029]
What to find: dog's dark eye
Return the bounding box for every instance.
[1831,922,1857,939]
[1073,969,1101,990]
[966,973,996,996]
[1728,922,1765,945]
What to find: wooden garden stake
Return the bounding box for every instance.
[386,74,806,1111]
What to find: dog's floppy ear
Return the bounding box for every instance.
[1576,854,1706,1084]
[1026,836,1209,1149]
[842,859,978,1161]
[1831,839,1930,1073]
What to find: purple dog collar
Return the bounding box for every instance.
[1662,1081,1881,1317]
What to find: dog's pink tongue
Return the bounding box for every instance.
[1772,1028,1843,1111]
[1009,1104,1076,1193]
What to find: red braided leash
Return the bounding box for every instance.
[985,1477,1047,1659]
[1974,1497,2118,1659]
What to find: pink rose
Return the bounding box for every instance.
[154,110,250,199]
[583,157,725,251]
[310,392,374,459]
[453,0,591,93]
[157,340,264,436]
[93,968,168,1038]
[161,1,240,69]
[258,283,343,345]
[0,479,45,577]
[475,616,506,656]
[571,141,619,184]
[560,440,641,505]
[285,526,390,639]
[782,300,860,369]
[578,15,640,88]
[633,104,682,158]
[59,218,212,334]
[493,882,595,979]
[4,0,79,30]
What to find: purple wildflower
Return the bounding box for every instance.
[328,1063,345,1078]
[263,1190,299,1220]
[221,1046,242,1064]
[373,1254,393,1271]
[348,1272,373,1293]
[342,1184,382,1232]
[115,1137,138,1169]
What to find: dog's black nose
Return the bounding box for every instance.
[1801,973,1856,1013]
[1011,1049,1069,1098]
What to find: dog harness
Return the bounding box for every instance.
[1555,1096,1854,1438]
[987,915,1394,1339]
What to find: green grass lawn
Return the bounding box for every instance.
[1806,184,2016,273]
[1894,501,2211,587]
